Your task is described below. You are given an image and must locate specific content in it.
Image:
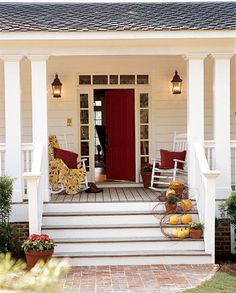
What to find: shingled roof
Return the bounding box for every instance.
[0,2,235,32]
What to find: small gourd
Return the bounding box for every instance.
[180,199,193,211]
[169,215,179,225]
[177,229,186,239]
[183,228,190,237]
[181,214,192,224]
[166,189,176,196]
[172,228,179,238]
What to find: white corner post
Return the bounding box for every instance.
[28,56,49,202]
[203,171,220,262]
[212,54,232,199]
[3,56,23,202]
[185,54,206,193]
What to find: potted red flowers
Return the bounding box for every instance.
[22,234,55,270]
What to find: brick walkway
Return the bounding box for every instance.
[59,264,218,293]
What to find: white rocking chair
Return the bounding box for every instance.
[150,132,187,191]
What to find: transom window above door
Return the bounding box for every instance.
[79,74,149,85]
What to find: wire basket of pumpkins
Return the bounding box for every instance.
[160,212,193,239]
[168,181,187,198]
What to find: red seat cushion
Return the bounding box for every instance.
[160,149,186,170]
[54,147,78,169]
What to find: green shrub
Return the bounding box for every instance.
[0,176,20,255]
[0,176,14,224]
[220,191,236,225]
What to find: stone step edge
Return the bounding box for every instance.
[53,250,210,258]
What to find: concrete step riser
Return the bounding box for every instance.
[52,255,213,266]
[54,240,204,253]
[42,214,199,226]
[42,227,193,238]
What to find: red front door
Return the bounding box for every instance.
[105,89,135,181]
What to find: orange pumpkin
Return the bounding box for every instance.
[180,199,193,211]
[181,214,192,224]
[169,215,179,225]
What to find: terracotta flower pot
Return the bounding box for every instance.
[189,229,203,239]
[25,250,54,270]
[141,172,152,188]
[165,203,177,213]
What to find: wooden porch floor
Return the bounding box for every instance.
[49,187,159,203]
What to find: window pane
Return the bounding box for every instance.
[120,75,135,84]
[140,109,149,123]
[141,156,149,167]
[140,93,148,108]
[95,100,102,106]
[81,142,89,156]
[95,111,102,120]
[93,75,108,85]
[80,94,88,108]
[81,126,89,140]
[79,75,91,85]
[80,110,89,124]
[137,75,149,84]
[140,125,148,139]
[110,75,118,84]
[140,141,149,155]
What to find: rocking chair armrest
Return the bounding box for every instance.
[77,158,87,168]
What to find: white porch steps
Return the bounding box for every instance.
[42,201,213,266]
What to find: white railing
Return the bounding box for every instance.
[23,144,44,234]
[205,140,236,186]
[193,143,220,261]
[0,143,33,195]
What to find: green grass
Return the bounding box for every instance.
[183,272,236,293]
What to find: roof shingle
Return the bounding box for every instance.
[0,2,235,32]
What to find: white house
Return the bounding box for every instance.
[0,2,235,265]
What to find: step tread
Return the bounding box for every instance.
[53,250,210,258]
[54,236,204,243]
[42,223,191,229]
[43,210,198,217]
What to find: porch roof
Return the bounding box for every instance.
[0,2,235,33]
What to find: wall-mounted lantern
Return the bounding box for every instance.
[171,70,182,94]
[51,73,62,98]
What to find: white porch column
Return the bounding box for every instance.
[212,54,232,198]
[3,56,23,202]
[185,54,206,191]
[28,56,49,201]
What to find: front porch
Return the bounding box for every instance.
[0,38,235,266]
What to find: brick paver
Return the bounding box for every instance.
[59,264,218,293]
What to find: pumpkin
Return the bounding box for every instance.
[180,199,193,211]
[181,214,192,224]
[166,189,176,196]
[183,228,190,237]
[169,215,179,225]
[172,228,179,237]
[177,229,186,239]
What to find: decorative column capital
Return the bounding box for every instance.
[27,55,49,62]
[210,53,234,60]
[183,53,208,61]
[1,55,23,62]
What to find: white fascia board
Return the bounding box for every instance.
[0,30,235,41]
